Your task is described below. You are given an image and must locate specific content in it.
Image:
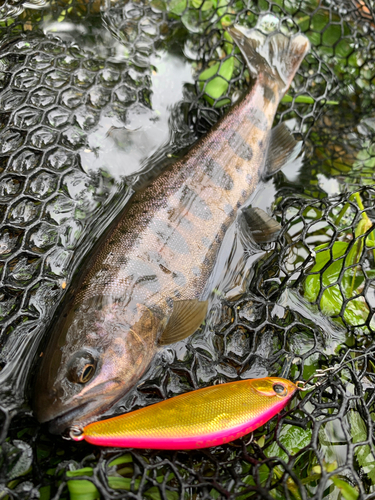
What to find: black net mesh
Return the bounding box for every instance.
[1,0,375,498]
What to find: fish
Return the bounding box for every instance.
[33,15,310,434]
[70,377,297,449]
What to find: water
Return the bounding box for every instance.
[0,0,368,411]
[0,1,375,498]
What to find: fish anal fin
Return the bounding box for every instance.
[264,123,302,178]
[240,206,281,245]
[158,299,208,346]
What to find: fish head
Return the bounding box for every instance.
[250,377,297,400]
[33,296,162,434]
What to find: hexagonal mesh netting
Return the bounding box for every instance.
[1,0,375,498]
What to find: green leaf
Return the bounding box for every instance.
[168,0,187,15]
[281,94,338,105]
[198,57,234,106]
[108,454,133,467]
[108,476,135,490]
[330,477,359,500]
[238,464,270,500]
[39,485,51,500]
[304,241,348,304]
[350,411,375,484]
[191,0,213,11]
[144,486,179,500]
[66,468,93,478]
[264,425,312,462]
[67,479,99,500]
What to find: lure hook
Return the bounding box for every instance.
[66,426,84,441]
[296,365,338,392]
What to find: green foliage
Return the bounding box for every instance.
[303,193,374,328]
[198,56,234,106]
[350,411,375,484]
[65,456,179,500]
[330,477,359,500]
[265,424,312,463]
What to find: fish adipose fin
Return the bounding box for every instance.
[159,299,209,346]
[228,16,310,97]
[240,206,281,245]
[264,123,302,177]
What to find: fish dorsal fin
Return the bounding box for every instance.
[158,299,208,346]
[240,206,281,244]
[264,123,302,178]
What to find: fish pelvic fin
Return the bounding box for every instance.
[158,299,208,346]
[228,16,310,96]
[264,122,302,177]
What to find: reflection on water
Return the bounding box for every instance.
[0,8,198,409]
[82,51,195,180]
[0,1,374,498]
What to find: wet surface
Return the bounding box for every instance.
[1,0,375,499]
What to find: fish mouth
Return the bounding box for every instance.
[47,402,92,435]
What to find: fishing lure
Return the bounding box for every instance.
[70,377,297,449]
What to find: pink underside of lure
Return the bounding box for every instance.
[71,377,297,450]
[81,398,289,449]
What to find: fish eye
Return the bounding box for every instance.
[80,364,95,384]
[67,351,97,385]
[273,383,288,396]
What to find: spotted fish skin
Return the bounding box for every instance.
[73,378,298,449]
[34,22,310,434]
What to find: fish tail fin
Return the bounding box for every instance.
[228,16,310,97]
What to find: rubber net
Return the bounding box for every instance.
[1,0,375,498]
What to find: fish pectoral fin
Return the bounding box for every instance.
[158,299,209,346]
[240,206,281,245]
[263,123,302,178]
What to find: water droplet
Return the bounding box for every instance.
[114,85,137,105]
[60,88,85,109]
[46,148,75,170]
[61,127,87,149]
[83,59,105,72]
[0,227,23,257]
[27,223,58,253]
[26,171,58,199]
[73,108,99,130]
[46,107,70,128]
[29,87,56,107]
[256,13,281,34]
[0,289,18,321]
[45,248,73,277]
[6,254,41,285]
[12,106,43,128]
[13,69,41,90]
[62,171,98,211]
[44,69,70,89]
[0,177,23,199]
[9,149,41,173]
[56,55,80,71]
[44,195,76,224]
[8,199,41,225]
[99,68,120,87]
[28,52,53,71]
[88,87,111,108]
[73,69,96,89]
[60,219,83,249]
[0,129,25,154]
[0,90,26,111]
[29,126,57,148]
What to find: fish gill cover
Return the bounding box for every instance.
[0,0,375,499]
